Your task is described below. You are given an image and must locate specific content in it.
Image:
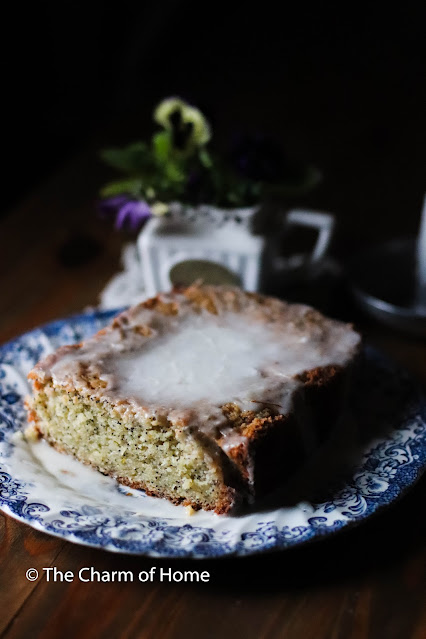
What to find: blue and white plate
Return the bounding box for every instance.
[0,310,425,558]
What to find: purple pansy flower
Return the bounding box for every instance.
[97,195,129,220]
[114,199,152,232]
[230,133,299,183]
[98,196,152,232]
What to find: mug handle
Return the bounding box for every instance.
[284,209,335,263]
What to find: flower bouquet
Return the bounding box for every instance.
[98,98,333,300]
[98,97,321,233]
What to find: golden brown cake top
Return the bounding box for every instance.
[30,285,360,446]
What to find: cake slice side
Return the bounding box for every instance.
[26,378,240,514]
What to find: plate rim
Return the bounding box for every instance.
[0,309,425,558]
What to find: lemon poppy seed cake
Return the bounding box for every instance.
[26,285,361,513]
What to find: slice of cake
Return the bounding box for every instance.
[26,285,361,513]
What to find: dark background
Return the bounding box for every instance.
[2,1,425,253]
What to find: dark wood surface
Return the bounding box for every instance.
[0,150,425,639]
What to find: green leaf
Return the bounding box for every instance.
[198,148,213,168]
[164,160,186,184]
[152,131,172,164]
[99,142,151,174]
[100,178,144,198]
[226,191,242,205]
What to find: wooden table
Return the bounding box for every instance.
[0,151,425,639]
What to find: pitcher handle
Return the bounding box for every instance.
[284,209,335,263]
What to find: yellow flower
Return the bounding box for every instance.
[151,201,169,216]
[154,98,211,150]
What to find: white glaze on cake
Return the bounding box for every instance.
[33,289,360,451]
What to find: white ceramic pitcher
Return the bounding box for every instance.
[137,204,335,296]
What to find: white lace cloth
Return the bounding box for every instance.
[99,243,147,310]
